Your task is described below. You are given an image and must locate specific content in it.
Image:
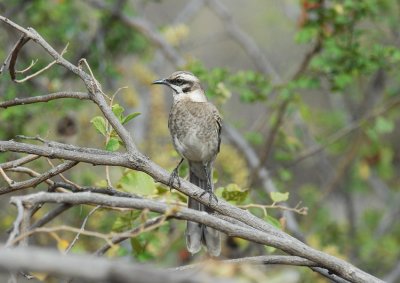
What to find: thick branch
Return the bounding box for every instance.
[0,246,230,283]
[0,141,131,167]
[10,192,383,283]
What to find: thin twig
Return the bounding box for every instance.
[94,215,165,256]
[14,43,69,83]
[289,96,400,167]
[6,200,25,247]
[10,225,115,248]
[46,159,81,189]
[0,154,40,169]
[65,205,101,254]
[0,160,78,195]
[238,202,308,216]
[29,204,73,230]
[6,166,54,186]
[15,58,38,73]
[0,92,89,108]
[0,167,14,185]
[172,255,318,271]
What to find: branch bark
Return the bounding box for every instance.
[9,191,384,283]
[0,246,232,283]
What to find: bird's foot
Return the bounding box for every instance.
[199,186,218,205]
[168,158,184,192]
[168,168,181,191]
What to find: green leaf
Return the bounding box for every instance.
[375,117,394,134]
[244,131,263,146]
[265,214,281,229]
[220,183,248,203]
[90,116,107,136]
[106,137,120,151]
[130,237,144,254]
[112,104,125,121]
[270,192,289,203]
[122,112,141,125]
[117,170,156,195]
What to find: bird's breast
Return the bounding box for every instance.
[169,101,219,162]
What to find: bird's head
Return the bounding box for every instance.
[153,71,207,102]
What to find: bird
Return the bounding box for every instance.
[153,71,222,256]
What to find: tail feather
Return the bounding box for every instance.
[186,162,221,256]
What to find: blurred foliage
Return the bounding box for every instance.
[1,0,400,282]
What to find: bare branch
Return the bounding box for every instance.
[52,181,141,199]
[0,140,129,166]
[289,96,400,167]
[0,167,14,185]
[0,92,89,108]
[29,203,72,230]
[9,191,384,283]
[15,58,38,73]
[0,246,230,283]
[384,260,400,283]
[6,200,24,246]
[0,16,137,153]
[94,215,165,256]
[6,166,54,186]
[0,160,78,195]
[173,255,319,271]
[7,35,30,80]
[65,205,101,254]
[0,154,40,169]
[0,35,28,74]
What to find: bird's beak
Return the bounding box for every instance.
[152,79,167,85]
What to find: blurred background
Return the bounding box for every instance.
[0,0,399,282]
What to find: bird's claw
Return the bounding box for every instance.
[168,169,180,191]
[199,187,218,205]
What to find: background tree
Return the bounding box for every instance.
[0,0,399,282]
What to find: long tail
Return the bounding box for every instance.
[186,162,221,256]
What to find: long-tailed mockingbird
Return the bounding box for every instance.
[153,71,222,256]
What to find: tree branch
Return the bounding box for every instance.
[0,246,232,283]
[174,255,318,271]
[0,92,89,108]
[9,191,384,283]
[0,154,40,169]
[0,160,78,195]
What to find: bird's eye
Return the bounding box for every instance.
[175,79,184,85]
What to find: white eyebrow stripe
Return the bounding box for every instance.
[170,84,182,93]
[176,73,197,82]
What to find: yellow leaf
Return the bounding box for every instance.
[30,272,48,281]
[163,24,189,46]
[334,4,344,14]
[57,239,70,252]
[358,161,370,180]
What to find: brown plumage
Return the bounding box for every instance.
[153,71,222,256]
